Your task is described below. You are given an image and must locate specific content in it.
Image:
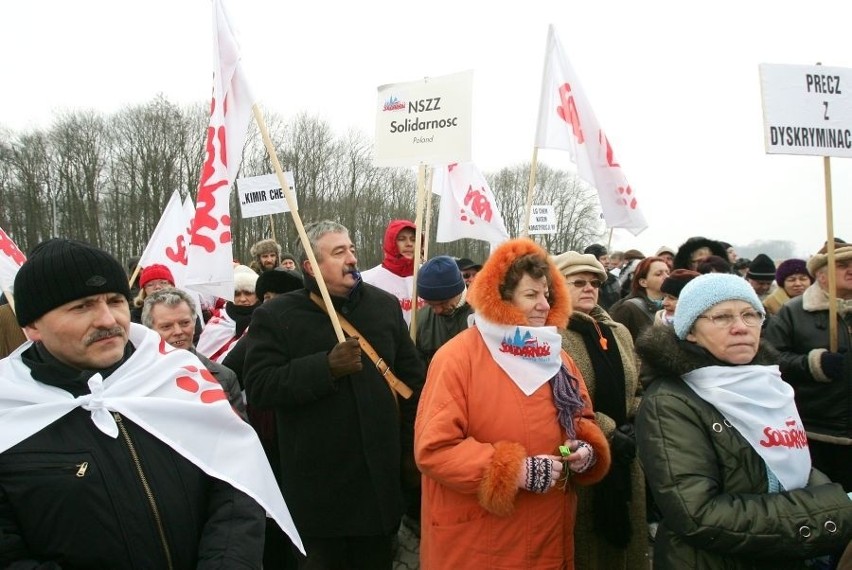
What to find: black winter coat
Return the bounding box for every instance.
[764,291,852,441]
[243,283,425,538]
[0,345,265,569]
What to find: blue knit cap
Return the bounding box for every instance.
[673,273,763,339]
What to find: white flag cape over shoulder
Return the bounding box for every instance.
[0,226,26,295]
[0,323,303,553]
[139,190,192,287]
[434,162,509,246]
[534,24,647,235]
[185,0,254,301]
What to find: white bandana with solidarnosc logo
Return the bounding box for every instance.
[683,364,810,491]
[475,315,563,396]
[0,323,303,553]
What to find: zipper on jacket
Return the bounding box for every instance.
[113,412,174,570]
[75,462,88,477]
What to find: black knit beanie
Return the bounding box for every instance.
[14,238,131,326]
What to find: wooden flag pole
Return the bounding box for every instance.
[422,165,434,262]
[1,286,15,316]
[128,265,141,289]
[252,104,345,342]
[823,156,838,352]
[521,147,539,238]
[409,163,427,342]
[269,215,276,241]
[606,228,614,252]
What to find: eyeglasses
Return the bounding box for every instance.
[566,278,602,289]
[462,271,477,279]
[697,310,765,328]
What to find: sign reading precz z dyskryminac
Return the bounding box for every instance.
[760,63,852,158]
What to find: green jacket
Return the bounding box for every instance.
[635,325,852,569]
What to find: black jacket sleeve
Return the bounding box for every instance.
[196,479,265,569]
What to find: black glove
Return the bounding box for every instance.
[328,337,362,378]
[610,423,636,464]
[820,352,845,382]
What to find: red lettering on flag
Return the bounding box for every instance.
[556,83,584,144]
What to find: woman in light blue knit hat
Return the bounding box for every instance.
[634,273,852,569]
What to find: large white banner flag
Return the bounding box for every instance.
[139,191,191,286]
[185,0,254,301]
[0,227,26,296]
[534,24,647,235]
[435,162,509,245]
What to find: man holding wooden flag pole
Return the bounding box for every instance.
[198,2,425,567]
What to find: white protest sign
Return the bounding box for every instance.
[527,205,557,235]
[236,173,297,218]
[374,70,473,167]
[760,63,852,158]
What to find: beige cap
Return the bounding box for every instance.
[551,251,607,281]
[656,245,676,257]
[806,245,852,276]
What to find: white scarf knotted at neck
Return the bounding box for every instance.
[683,364,810,491]
[0,323,303,553]
[475,315,563,395]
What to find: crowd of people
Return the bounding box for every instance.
[0,224,851,570]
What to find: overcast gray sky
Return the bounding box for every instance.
[3,0,851,258]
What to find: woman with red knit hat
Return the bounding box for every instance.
[130,263,175,323]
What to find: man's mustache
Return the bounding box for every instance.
[85,327,125,346]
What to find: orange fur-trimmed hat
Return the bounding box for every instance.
[467,238,571,328]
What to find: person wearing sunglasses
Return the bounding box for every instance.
[553,251,647,570]
[635,273,852,569]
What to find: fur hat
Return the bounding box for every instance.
[139,264,175,288]
[672,237,729,270]
[775,258,811,287]
[673,273,763,340]
[14,238,131,327]
[249,239,281,259]
[661,269,700,298]
[418,256,465,301]
[255,268,302,298]
[746,254,776,281]
[551,251,607,281]
[806,240,852,276]
[233,265,258,293]
[468,238,571,328]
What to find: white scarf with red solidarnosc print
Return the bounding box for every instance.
[683,364,810,490]
[195,307,241,363]
[0,324,303,553]
[475,315,563,396]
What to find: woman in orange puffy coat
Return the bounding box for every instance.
[415,238,611,569]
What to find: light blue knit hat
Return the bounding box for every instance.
[673,273,763,339]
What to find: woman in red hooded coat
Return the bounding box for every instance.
[361,219,422,325]
[415,238,611,569]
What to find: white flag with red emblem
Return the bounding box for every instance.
[0,226,26,296]
[434,162,509,245]
[185,0,254,301]
[139,190,192,287]
[534,24,647,235]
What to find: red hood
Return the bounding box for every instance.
[381,219,417,277]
